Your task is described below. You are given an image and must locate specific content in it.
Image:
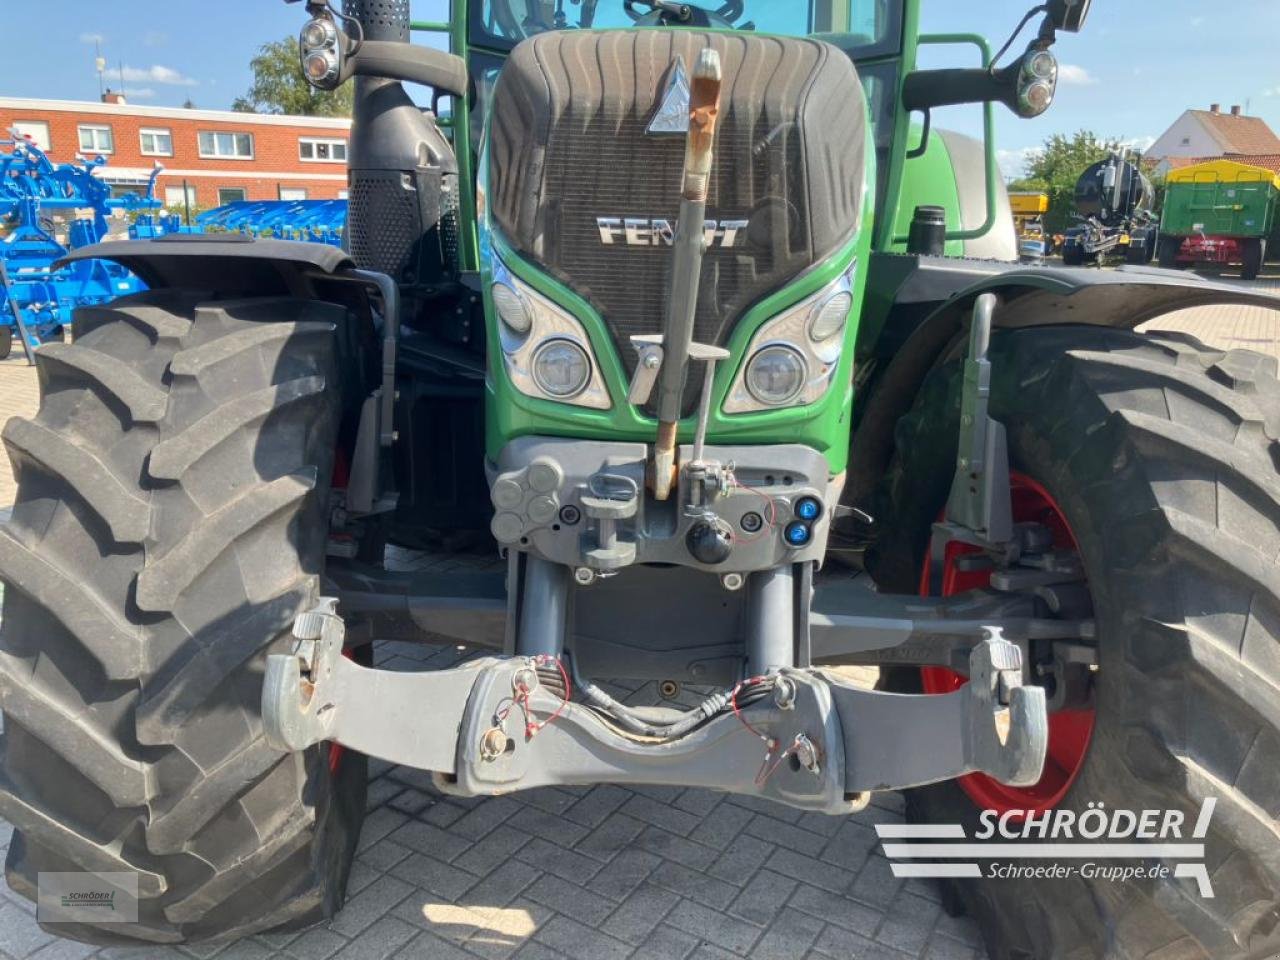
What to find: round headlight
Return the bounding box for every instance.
[303,51,338,84]
[1019,79,1056,117]
[492,282,532,336]
[532,339,591,399]
[808,291,852,343]
[302,19,336,49]
[745,345,806,407]
[1026,50,1057,81]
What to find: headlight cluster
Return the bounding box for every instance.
[299,16,341,90]
[492,257,611,410]
[723,269,855,414]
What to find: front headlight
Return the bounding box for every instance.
[723,268,854,414]
[490,256,611,410]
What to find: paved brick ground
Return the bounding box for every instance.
[0,279,1277,960]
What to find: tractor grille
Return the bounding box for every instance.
[488,30,865,399]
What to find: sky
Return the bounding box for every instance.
[2,1,1278,180]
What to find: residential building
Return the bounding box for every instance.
[0,95,352,211]
[1147,104,1280,167]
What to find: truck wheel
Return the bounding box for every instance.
[1157,234,1182,269]
[0,326,11,361]
[868,325,1280,960]
[0,290,366,943]
[1061,243,1084,266]
[1241,237,1265,281]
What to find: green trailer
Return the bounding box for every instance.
[1158,157,1280,279]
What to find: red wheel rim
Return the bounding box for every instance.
[919,474,1095,815]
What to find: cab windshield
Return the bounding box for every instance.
[472,0,902,58]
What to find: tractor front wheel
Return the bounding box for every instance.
[0,290,366,942]
[1157,234,1183,269]
[869,324,1280,960]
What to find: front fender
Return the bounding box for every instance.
[54,236,355,298]
[846,262,1280,508]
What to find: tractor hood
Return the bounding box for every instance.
[486,29,866,384]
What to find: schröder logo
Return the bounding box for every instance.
[877,798,1216,898]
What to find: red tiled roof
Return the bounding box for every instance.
[1191,110,1280,154]
[1224,152,1280,174]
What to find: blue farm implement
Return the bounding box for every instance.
[196,198,347,246]
[0,134,169,362]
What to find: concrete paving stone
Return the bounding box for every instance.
[673,790,723,818]
[723,794,803,825]
[387,790,433,817]
[451,826,531,877]
[728,870,798,927]
[388,819,474,864]
[787,884,882,937]
[574,813,647,864]
[707,833,776,887]
[744,815,828,859]
[455,859,541,914]
[632,826,719,871]
[357,838,414,874]
[765,849,856,895]
[599,882,681,945]
[27,940,99,960]
[625,924,700,960]
[355,808,411,853]
[922,934,983,960]
[419,799,469,829]
[345,859,384,897]
[688,801,756,853]
[460,898,553,960]
[512,790,578,816]
[505,807,589,849]
[562,784,632,829]
[522,874,616,927]
[282,927,348,960]
[513,838,605,885]
[874,893,940,955]
[388,853,480,902]
[326,918,418,960]
[666,900,762,956]
[586,848,663,902]
[648,861,740,911]
[530,915,632,960]
[326,874,415,938]
[0,902,55,958]
[748,909,824,960]
[848,855,904,909]
[620,796,703,837]
[365,778,407,812]
[392,931,474,960]
[818,819,881,872]
[689,946,742,960]
[449,798,525,843]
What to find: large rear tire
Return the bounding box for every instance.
[0,290,366,943]
[1157,234,1182,269]
[868,325,1280,959]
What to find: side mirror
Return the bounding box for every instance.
[1047,0,1091,32]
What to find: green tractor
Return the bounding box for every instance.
[2,0,1279,956]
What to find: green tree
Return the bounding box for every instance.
[1010,131,1126,234]
[232,37,353,117]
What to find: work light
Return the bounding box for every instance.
[1016,49,1058,118]
[299,16,342,89]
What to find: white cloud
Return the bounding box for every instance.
[1264,87,1280,98]
[79,32,104,45]
[124,88,157,100]
[998,147,1042,180]
[1120,135,1157,153]
[143,31,168,47]
[1057,64,1098,86]
[120,64,197,87]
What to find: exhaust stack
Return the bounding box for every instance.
[653,47,722,500]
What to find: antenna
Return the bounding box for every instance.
[118,59,126,99]
[95,40,106,99]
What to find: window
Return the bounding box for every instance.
[12,121,51,150]
[164,185,199,209]
[139,128,173,156]
[78,124,114,154]
[217,187,247,206]
[198,131,254,159]
[299,137,348,162]
[279,187,309,201]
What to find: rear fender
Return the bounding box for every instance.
[846,263,1280,508]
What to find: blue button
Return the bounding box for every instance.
[794,497,822,522]
[784,522,811,547]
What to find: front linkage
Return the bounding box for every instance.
[261,287,1080,815]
